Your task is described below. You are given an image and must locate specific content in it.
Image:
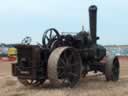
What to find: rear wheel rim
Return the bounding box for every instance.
[48,47,81,87]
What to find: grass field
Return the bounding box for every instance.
[0,62,128,96]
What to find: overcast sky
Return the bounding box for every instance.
[0,0,128,45]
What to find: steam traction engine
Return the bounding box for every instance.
[12,5,120,87]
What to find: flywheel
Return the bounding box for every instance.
[48,47,81,87]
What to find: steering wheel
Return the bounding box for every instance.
[42,28,60,47]
[21,36,32,45]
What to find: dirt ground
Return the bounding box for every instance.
[0,61,128,96]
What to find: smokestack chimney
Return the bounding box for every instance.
[89,5,97,45]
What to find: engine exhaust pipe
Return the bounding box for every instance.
[89,5,97,45]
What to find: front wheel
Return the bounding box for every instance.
[105,56,120,81]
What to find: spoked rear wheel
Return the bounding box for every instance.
[48,47,81,87]
[18,78,45,87]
